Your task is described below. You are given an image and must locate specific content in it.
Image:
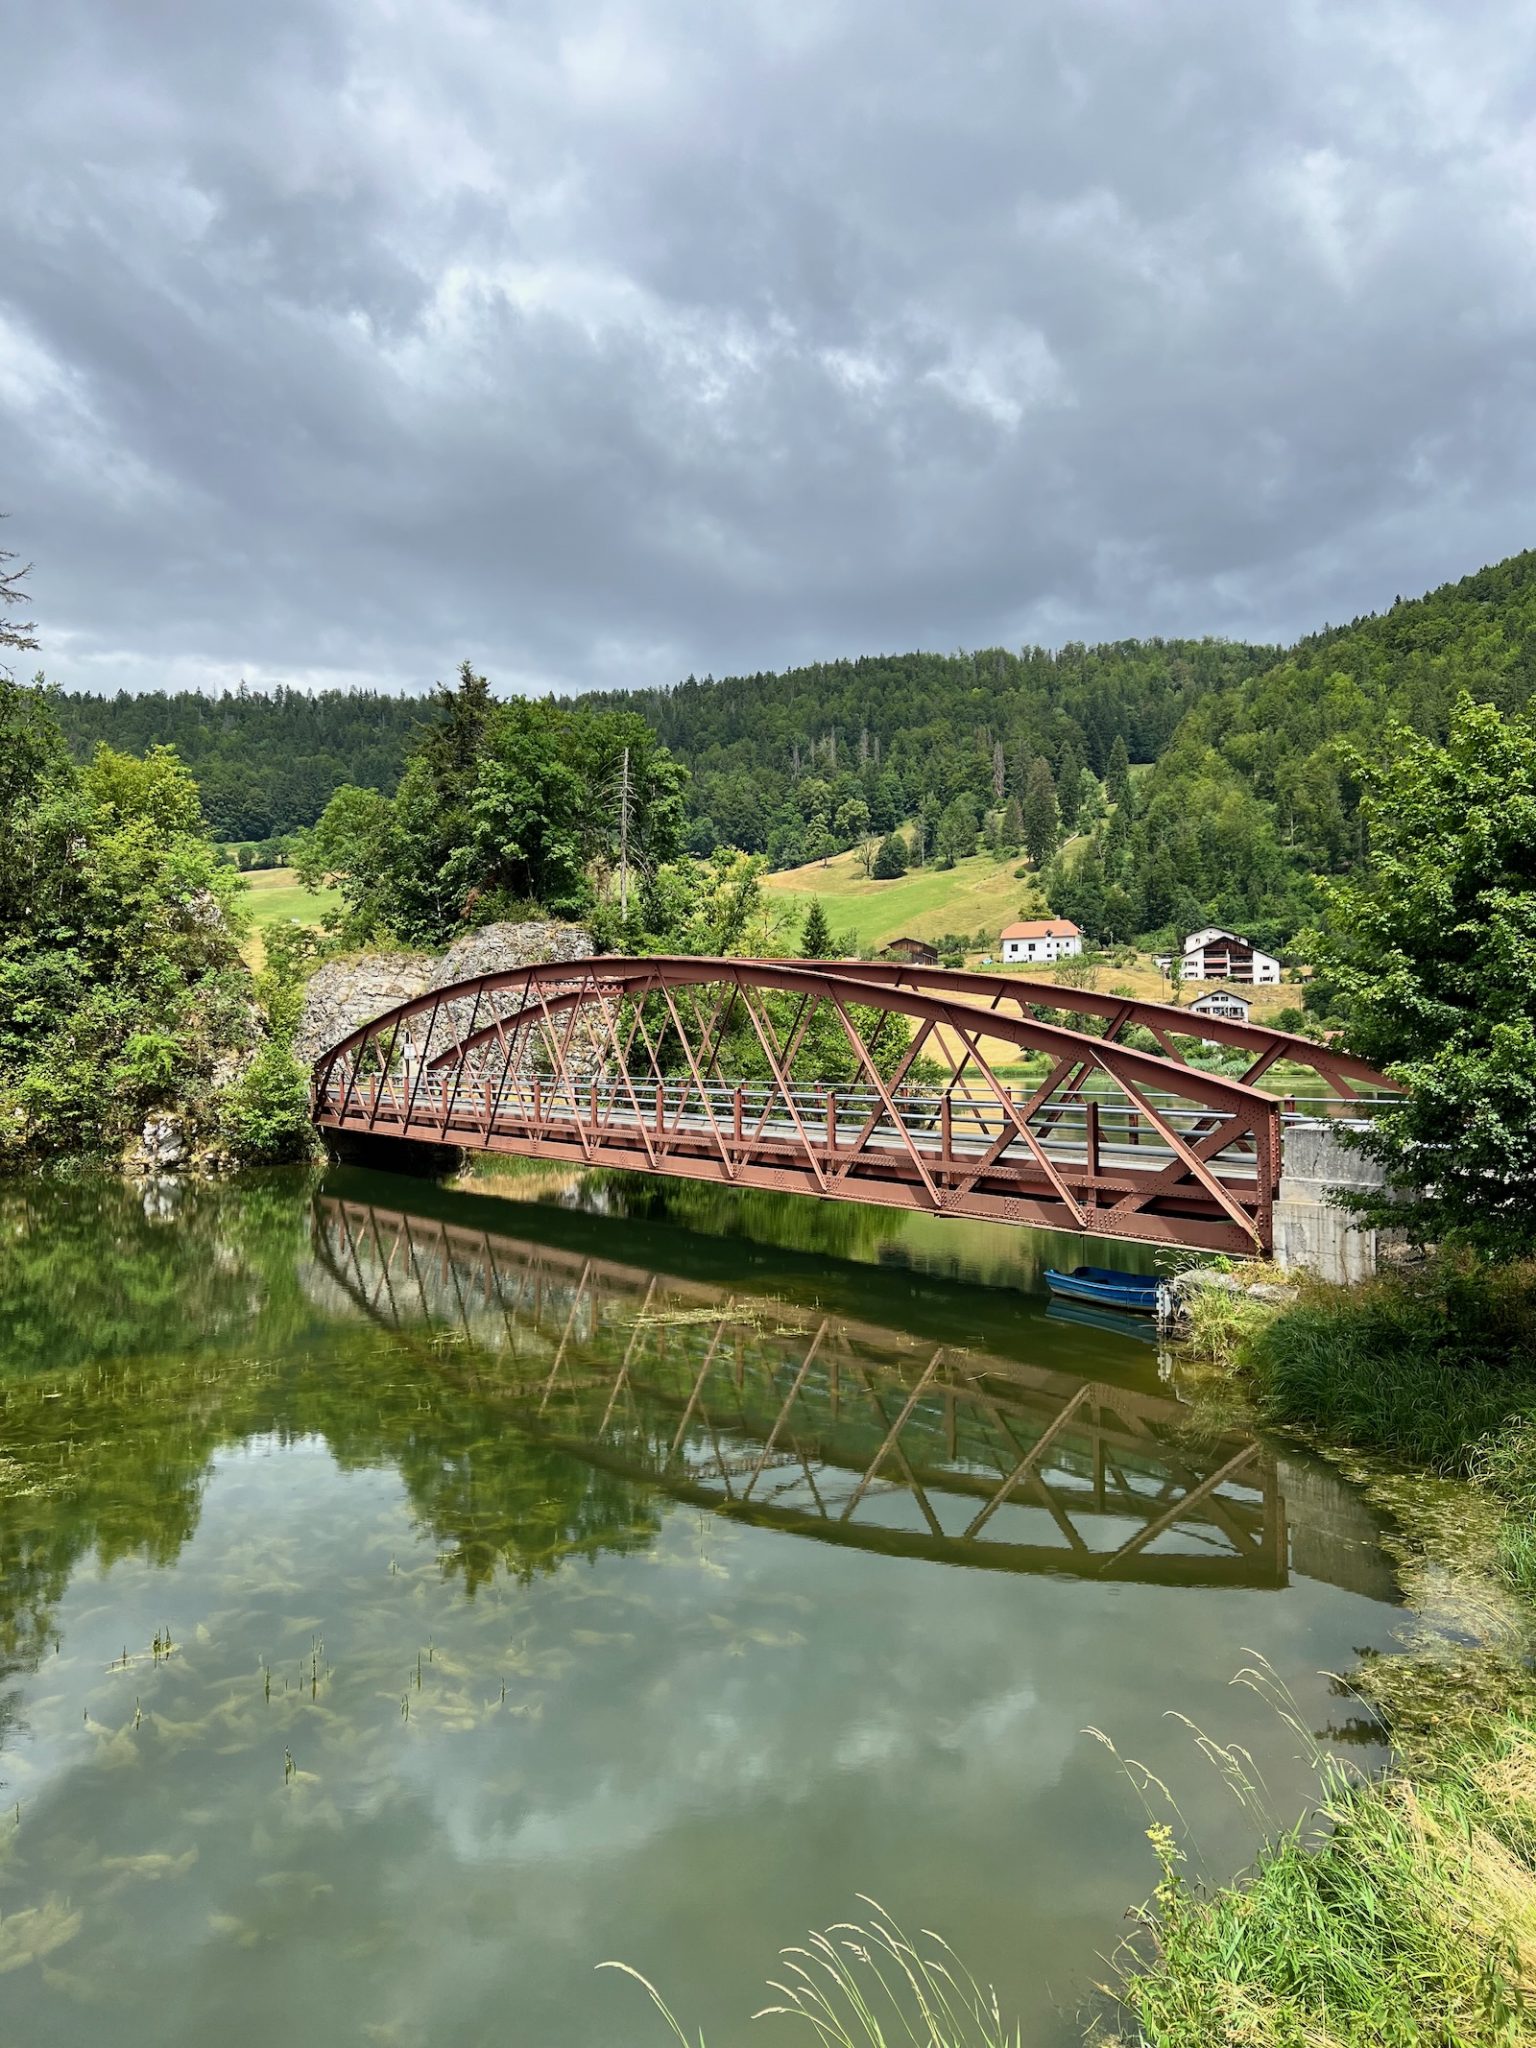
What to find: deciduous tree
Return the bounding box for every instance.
[873,833,908,879]
[1317,695,1536,1254]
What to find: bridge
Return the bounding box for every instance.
[311,956,1397,1258]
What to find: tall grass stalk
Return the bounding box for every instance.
[1107,1711,1536,2046]
[601,1900,1021,2048]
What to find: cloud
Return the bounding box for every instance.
[4,0,1536,695]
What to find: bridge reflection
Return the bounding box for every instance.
[311,1197,1303,1591]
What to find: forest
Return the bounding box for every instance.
[51,684,427,841]
[38,547,1536,952]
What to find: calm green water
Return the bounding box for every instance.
[0,1169,1402,2046]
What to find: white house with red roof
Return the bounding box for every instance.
[999,917,1083,965]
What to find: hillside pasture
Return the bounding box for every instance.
[761,845,1047,952]
[237,865,343,968]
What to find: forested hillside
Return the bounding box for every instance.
[1051,549,1536,950]
[51,686,429,840]
[44,548,1536,951]
[583,638,1278,859]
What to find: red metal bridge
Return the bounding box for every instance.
[311,956,1397,1258]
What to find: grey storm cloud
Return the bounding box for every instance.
[4,0,1536,696]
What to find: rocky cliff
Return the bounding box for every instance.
[294,921,595,1070]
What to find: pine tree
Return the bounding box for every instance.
[1000,794,1024,855]
[873,832,908,879]
[1106,733,1132,809]
[1021,757,1059,867]
[800,897,833,956]
[1057,740,1084,830]
[0,519,39,676]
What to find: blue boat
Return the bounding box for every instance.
[1044,1265,1165,1316]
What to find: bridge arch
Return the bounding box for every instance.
[310,955,1320,1253]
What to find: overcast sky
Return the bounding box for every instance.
[4,0,1535,698]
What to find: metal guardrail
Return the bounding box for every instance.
[318,1073,1272,1176]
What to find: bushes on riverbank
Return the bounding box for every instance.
[0,679,325,1171]
[0,682,257,1163]
[1244,1255,1536,1471]
[1101,1254,1536,2043]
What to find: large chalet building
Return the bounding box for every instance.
[1154,927,1282,985]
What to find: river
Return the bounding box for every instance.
[0,1166,1403,2046]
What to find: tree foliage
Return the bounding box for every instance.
[800,898,833,957]
[873,833,909,879]
[296,665,687,947]
[0,680,255,1159]
[1316,696,1536,1255]
[1021,756,1060,866]
[52,683,429,839]
[0,519,39,674]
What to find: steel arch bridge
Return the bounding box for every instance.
[310,956,1397,1258]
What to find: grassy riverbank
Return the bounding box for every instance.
[1107,1254,1536,2043]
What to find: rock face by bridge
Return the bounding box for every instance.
[294,921,593,1070]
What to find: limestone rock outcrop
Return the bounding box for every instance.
[293,953,435,1070]
[295,921,595,1070]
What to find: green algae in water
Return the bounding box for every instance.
[0,1173,1407,2048]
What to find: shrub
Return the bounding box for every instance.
[217,1042,316,1164]
[1246,1256,1536,1470]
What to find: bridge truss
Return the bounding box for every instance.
[312,956,1396,1256]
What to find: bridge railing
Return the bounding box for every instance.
[316,1069,1279,1172]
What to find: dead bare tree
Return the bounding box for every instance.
[1,517,39,677]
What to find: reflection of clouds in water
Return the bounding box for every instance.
[5,1428,1401,2048]
[0,1182,1406,2048]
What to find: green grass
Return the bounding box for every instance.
[239,865,342,927]
[1244,1256,1536,1471]
[1109,1709,1536,2045]
[761,846,1046,952]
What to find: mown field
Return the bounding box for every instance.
[240,866,342,925]
[761,845,1048,951]
[236,865,342,967]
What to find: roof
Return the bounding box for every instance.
[1191,988,1251,1011]
[1000,919,1081,940]
[1183,928,1278,960]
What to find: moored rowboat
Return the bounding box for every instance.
[1043,1265,1165,1316]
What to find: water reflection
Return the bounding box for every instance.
[0,1174,1402,2048]
[314,1197,1287,1591]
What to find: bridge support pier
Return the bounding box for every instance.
[1273,1120,1396,1283]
